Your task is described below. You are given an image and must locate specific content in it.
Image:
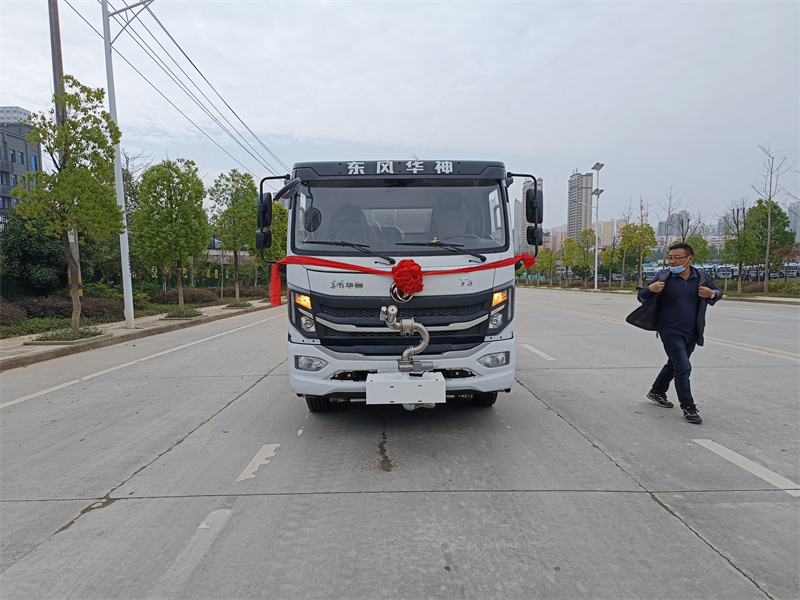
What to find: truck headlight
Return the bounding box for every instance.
[487,286,513,333]
[296,356,328,371]
[478,352,509,368]
[290,290,317,337]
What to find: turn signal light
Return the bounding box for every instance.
[492,290,508,306]
[295,294,312,310]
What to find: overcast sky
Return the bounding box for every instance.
[1,0,798,229]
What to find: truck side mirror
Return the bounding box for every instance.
[258,193,273,228]
[527,226,543,247]
[525,187,544,225]
[255,229,272,250]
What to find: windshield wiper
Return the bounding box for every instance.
[304,240,395,265]
[396,241,486,263]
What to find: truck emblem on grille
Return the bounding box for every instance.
[459,278,473,287]
[390,282,413,303]
[331,279,363,290]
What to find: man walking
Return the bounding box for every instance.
[638,243,722,423]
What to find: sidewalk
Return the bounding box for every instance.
[0,299,281,372]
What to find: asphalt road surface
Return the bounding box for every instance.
[1,288,798,600]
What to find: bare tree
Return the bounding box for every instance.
[751,144,792,293]
[656,186,686,256]
[719,198,752,293]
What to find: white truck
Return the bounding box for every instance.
[256,160,543,412]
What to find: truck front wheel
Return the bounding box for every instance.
[306,396,330,412]
[471,392,498,407]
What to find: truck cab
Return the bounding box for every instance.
[257,160,543,412]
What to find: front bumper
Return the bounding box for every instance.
[288,338,516,399]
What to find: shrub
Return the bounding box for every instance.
[14,297,73,319]
[151,288,218,305]
[82,298,125,319]
[83,282,123,300]
[0,302,26,326]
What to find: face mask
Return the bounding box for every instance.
[669,258,689,274]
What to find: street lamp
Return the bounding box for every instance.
[591,162,604,290]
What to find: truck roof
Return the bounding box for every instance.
[292,160,507,181]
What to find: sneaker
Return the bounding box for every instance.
[683,407,702,424]
[647,391,674,408]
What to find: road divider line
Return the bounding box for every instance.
[147,509,232,598]
[693,439,800,497]
[1,315,283,410]
[522,343,556,361]
[236,444,280,482]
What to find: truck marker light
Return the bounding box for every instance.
[478,352,509,368]
[296,356,328,371]
[295,294,312,310]
[492,290,508,306]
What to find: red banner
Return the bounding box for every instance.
[271,253,535,306]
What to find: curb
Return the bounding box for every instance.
[0,302,279,372]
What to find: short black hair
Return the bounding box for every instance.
[669,242,694,256]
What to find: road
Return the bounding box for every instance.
[1,288,798,599]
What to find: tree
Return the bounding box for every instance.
[532,247,557,285]
[656,186,685,254]
[132,159,209,311]
[619,221,656,287]
[11,75,123,330]
[685,233,710,265]
[562,229,595,284]
[748,198,794,288]
[209,170,257,302]
[751,144,793,293]
[720,199,757,293]
[0,209,67,295]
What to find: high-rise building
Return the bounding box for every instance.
[518,177,543,255]
[788,202,800,244]
[1,106,43,226]
[567,171,592,239]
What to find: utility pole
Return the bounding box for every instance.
[48,0,83,304]
[101,0,152,328]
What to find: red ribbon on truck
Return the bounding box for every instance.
[270,253,535,306]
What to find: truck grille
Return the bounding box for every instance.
[310,291,491,354]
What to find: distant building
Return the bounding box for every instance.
[788,202,800,244]
[518,177,543,255]
[592,219,616,248]
[547,225,567,252]
[567,171,592,240]
[0,106,43,226]
[657,210,690,239]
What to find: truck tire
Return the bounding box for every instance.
[471,392,498,407]
[306,396,330,412]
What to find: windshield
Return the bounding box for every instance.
[291,178,508,256]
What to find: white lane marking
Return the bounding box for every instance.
[522,343,556,361]
[693,439,800,497]
[297,427,304,436]
[148,509,232,598]
[732,318,769,324]
[1,315,282,410]
[235,444,280,482]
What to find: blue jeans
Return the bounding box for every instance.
[652,333,697,410]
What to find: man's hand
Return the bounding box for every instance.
[648,281,665,293]
[698,285,715,299]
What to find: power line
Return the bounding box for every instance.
[62,0,286,187]
[144,5,291,173]
[108,0,286,175]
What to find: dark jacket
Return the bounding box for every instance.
[636,267,722,346]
